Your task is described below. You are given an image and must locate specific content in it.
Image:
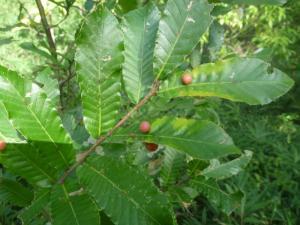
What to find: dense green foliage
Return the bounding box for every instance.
[0,0,299,225]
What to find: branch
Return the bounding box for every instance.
[35,0,57,60]
[58,80,160,184]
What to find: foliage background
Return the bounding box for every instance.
[0,0,299,224]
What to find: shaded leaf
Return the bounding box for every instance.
[20,188,51,225]
[0,66,71,143]
[0,143,57,186]
[161,148,187,186]
[191,176,243,215]
[202,150,253,180]
[51,181,100,225]
[0,177,33,207]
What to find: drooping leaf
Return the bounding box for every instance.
[20,188,51,225]
[161,148,187,186]
[202,150,253,180]
[0,101,24,143]
[0,66,71,143]
[0,144,57,186]
[111,117,240,160]
[154,0,212,78]
[191,176,243,215]
[75,7,123,138]
[210,0,287,5]
[159,58,294,105]
[51,181,100,225]
[122,3,160,103]
[77,155,174,225]
[0,177,33,207]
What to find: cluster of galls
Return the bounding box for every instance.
[138,72,192,152]
[0,140,6,152]
[139,121,158,152]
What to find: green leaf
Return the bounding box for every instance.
[75,7,123,138]
[159,58,294,105]
[0,177,33,207]
[154,0,212,78]
[0,144,57,186]
[35,69,60,105]
[111,117,240,160]
[202,150,253,180]
[122,3,160,103]
[211,0,287,5]
[191,176,243,215]
[51,181,100,225]
[20,189,51,225]
[161,148,186,186]
[0,66,71,143]
[77,156,174,225]
[0,102,24,143]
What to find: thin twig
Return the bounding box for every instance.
[58,80,160,184]
[35,0,57,60]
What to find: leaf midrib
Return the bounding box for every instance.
[62,185,81,225]
[159,79,286,94]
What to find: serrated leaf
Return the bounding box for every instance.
[202,150,253,180]
[161,148,186,186]
[122,3,160,103]
[0,144,57,186]
[191,176,243,215]
[154,0,212,78]
[75,7,123,138]
[111,117,240,159]
[0,101,24,143]
[0,177,33,207]
[77,156,174,225]
[159,58,294,105]
[51,181,100,225]
[20,188,51,225]
[0,66,71,143]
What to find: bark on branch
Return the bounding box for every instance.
[35,0,57,60]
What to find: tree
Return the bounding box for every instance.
[0,0,293,224]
